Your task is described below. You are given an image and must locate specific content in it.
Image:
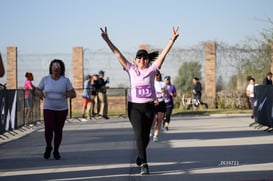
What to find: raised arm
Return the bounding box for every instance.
[155,27,179,68]
[100,27,128,69]
[0,52,5,77]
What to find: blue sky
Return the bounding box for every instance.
[1,0,273,54]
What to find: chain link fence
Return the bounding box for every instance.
[0,43,271,132]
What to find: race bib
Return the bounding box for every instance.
[164,96,171,103]
[136,85,152,98]
[156,91,163,99]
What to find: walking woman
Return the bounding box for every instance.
[24,72,35,125]
[100,26,179,175]
[35,59,76,160]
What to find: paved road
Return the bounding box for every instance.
[0,115,273,181]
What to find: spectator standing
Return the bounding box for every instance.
[96,70,109,119]
[81,75,92,119]
[100,26,179,175]
[91,74,99,117]
[246,77,257,119]
[24,72,35,126]
[35,59,76,160]
[90,74,98,117]
[263,72,272,85]
[192,77,208,110]
[163,75,177,131]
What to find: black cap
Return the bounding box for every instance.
[86,74,91,79]
[136,49,148,58]
[99,70,105,75]
[164,75,171,80]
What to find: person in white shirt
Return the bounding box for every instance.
[246,77,257,119]
[151,70,167,142]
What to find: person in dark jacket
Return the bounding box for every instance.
[263,72,272,85]
[96,70,109,119]
[192,77,208,110]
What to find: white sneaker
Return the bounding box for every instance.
[153,135,158,142]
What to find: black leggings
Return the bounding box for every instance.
[43,109,67,152]
[164,106,174,124]
[128,102,155,164]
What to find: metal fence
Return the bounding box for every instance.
[69,88,128,118]
[0,88,128,135]
[1,43,272,91]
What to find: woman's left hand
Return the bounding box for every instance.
[100,26,109,41]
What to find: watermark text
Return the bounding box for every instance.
[218,160,240,166]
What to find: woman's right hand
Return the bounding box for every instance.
[171,26,179,42]
[35,89,44,100]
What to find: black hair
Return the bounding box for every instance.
[148,51,159,62]
[246,75,252,81]
[25,72,33,80]
[49,59,65,76]
[249,77,255,82]
[136,49,159,62]
[155,70,162,81]
[193,77,199,81]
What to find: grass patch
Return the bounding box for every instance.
[69,108,252,118]
[172,108,251,116]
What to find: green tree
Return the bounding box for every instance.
[227,74,238,92]
[216,75,225,92]
[173,61,202,95]
[225,18,273,91]
[260,17,273,44]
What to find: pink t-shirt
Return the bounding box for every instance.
[24,80,32,99]
[125,62,158,103]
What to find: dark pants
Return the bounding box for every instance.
[164,106,173,124]
[43,109,68,152]
[128,102,155,164]
[249,97,255,117]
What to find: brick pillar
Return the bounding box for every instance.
[204,42,216,108]
[6,47,18,89]
[138,44,150,51]
[72,47,84,111]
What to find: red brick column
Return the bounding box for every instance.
[204,42,216,108]
[72,47,84,112]
[6,47,18,89]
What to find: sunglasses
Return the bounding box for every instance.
[136,54,148,60]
